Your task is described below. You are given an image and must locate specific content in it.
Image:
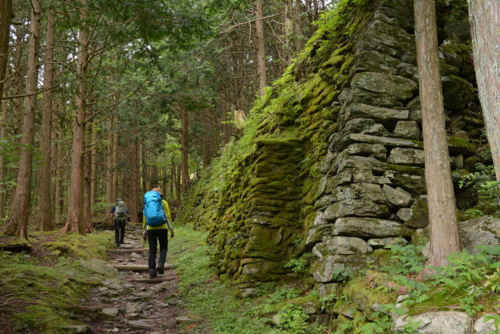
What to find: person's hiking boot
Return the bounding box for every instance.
[157,264,164,275]
[149,269,157,279]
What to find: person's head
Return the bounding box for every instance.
[151,188,164,198]
[116,198,122,202]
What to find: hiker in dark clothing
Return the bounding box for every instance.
[110,198,130,247]
[142,188,174,279]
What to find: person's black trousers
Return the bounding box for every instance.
[147,229,169,270]
[114,220,126,246]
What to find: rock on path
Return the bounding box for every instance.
[81,223,184,334]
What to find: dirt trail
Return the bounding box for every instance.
[83,223,186,334]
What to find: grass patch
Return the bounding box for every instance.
[169,226,329,334]
[0,230,117,333]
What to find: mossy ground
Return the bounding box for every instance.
[0,230,116,333]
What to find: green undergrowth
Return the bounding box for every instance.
[170,226,327,334]
[0,230,116,333]
[332,241,500,333]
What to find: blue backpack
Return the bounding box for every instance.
[143,191,165,227]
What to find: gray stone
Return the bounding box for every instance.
[101,308,119,318]
[127,320,156,329]
[311,255,366,283]
[324,199,391,221]
[344,143,387,161]
[352,170,392,185]
[387,148,425,166]
[339,87,404,108]
[324,236,373,255]
[125,303,142,314]
[306,225,331,247]
[324,186,358,204]
[312,243,329,259]
[409,109,422,123]
[341,103,409,128]
[349,51,400,76]
[351,72,418,102]
[336,155,389,174]
[341,118,392,137]
[459,217,500,254]
[474,315,500,334]
[357,20,415,57]
[394,311,471,334]
[396,208,413,222]
[333,217,414,238]
[352,183,387,204]
[368,237,407,248]
[334,133,422,153]
[393,121,420,140]
[383,184,413,207]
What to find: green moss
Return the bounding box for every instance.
[447,136,476,155]
[321,55,346,69]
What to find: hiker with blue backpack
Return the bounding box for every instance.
[110,198,130,247]
[142,188,175,279]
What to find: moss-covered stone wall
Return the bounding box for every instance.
[177,0,483,298]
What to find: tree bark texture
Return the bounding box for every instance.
[180,106,189,188]
[61,7,89,234]
[2,0,41,237]
[39,8,56,231]
[414,0,461,267]
[255,0,267,96]
[467,0,500,181]
[0,0,11,99]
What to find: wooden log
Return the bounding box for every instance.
[133,276,178,283]
[112,264,175,271]
[106,248,149,253]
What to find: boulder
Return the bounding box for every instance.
[349,50,401,76]
[333,217,414,238]
[368,237,407,249]
[387,148,425,166]
[352,183,387,204]
[339,87,404,108]
[341,118,392,137]
[324,199,391,221]
[394,311,471,334]
[393,120,420,140]
[474,315,500,334]
[351,72,418,102]
[341,103,409,128]
[357,20,415,57]
[324,236,373,255]
[311,255,367,283]
[382,184,413,207]
[459,217,500,254]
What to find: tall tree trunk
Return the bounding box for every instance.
[90,121,97,210]
[0,0,11,99]
[129,141,140,223]
[175,164,182,205]
[467,0,500,181]
[255,0,267,96]
[60,5,89,234]
[112,116,119,201]
[141,144,148,193]
[1,0,41,238]
[39,8,56,231]
[414,0,460,267]
[0,89,9,222]
[106,118,114,205]
[180,106,190,187]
